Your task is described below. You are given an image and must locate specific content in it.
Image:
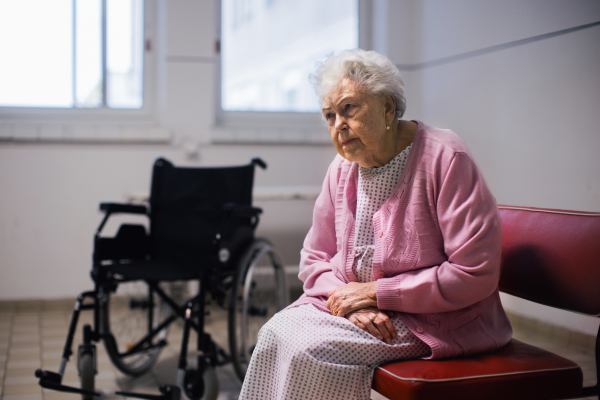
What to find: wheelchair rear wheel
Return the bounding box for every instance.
[228,238,288,381]
[102,281,170,376]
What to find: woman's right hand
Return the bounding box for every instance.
[345,307,397,344]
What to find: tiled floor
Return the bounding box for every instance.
[0,300,597,400]
[0,300,242,400]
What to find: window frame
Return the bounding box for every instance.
[0,0,163,142]
[212,0,372,145]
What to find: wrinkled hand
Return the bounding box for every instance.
[326,281,377,317]
[346,307,397,344]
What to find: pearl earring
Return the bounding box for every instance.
[386,125,391,130]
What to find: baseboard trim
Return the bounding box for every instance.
[506,310,596,353]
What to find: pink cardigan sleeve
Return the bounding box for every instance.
[299,159,348,298]
[376,151,503,313]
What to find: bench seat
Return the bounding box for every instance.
[373,338,583,400]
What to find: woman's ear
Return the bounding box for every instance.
[384,94,396,125]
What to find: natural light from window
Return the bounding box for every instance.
[0,0,144,109]
[221,0,358,113]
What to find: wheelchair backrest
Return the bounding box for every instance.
[149,158,256,269]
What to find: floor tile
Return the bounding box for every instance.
[7,353,40,362]
[2,394,43,400]
[1,384,42,396]
[8,344,39,352]
[40,360,63,370]
[9,337,40,346]
[6,360,41,370]
[4,369,39,379]
[39,344,62,354]
[3,376,39,386]
[39,339,63,348]
[11,325,38,334]
[12,317,38,324]
[41,391,80,400]
[8,348,40,356]
[40,352,61,361]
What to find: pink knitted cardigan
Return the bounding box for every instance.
[290,121,512,359]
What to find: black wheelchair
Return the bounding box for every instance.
[35,158,288,400]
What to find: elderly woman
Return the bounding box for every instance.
[239,49,512,400]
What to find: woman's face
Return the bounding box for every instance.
[322,78,396,168]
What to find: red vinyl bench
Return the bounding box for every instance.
[371,205,600,400]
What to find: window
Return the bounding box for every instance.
[215,0,363,143]
[0,0,144,109]
[0,0,165,142]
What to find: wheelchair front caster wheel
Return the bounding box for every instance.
[79,351,95,400]
[182,365,218,400]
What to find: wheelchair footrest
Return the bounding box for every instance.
[35,369,101,397]
[116,384,181,400]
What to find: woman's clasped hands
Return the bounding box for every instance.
[326,282,397,344]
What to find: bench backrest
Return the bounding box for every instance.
[498,205,600,317]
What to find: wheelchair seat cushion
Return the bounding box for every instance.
[100,260,200,282]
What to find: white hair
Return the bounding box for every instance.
[309,49,407,119]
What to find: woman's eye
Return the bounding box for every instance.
[325,113,334,120]
[344,104,353,110]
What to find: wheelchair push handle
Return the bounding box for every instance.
[251,158,267,169]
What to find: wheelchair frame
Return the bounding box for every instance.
[35,158,288,400]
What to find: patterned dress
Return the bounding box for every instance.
[239,144,430,400]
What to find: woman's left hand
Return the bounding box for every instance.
[346,307,397,344]
[326,281,377,317]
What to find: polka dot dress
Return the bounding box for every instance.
[354,143,412,283]
[239,144,430,400]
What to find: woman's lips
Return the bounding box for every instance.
[341,138,356,146]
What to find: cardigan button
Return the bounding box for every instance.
[379,231,383,238]
[416,326,424,333]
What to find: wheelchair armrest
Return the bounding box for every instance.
[100,203,148,215]
[96,203,148,237]
[222,203,262,216]
[94,224,150,263]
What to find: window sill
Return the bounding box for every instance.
[212,109,330,145]
[0,121,170,143]
[211,125,330,145]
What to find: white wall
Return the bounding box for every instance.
[1,0,598,336]
[385,0,600,335]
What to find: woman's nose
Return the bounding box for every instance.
[335,115,347,132]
